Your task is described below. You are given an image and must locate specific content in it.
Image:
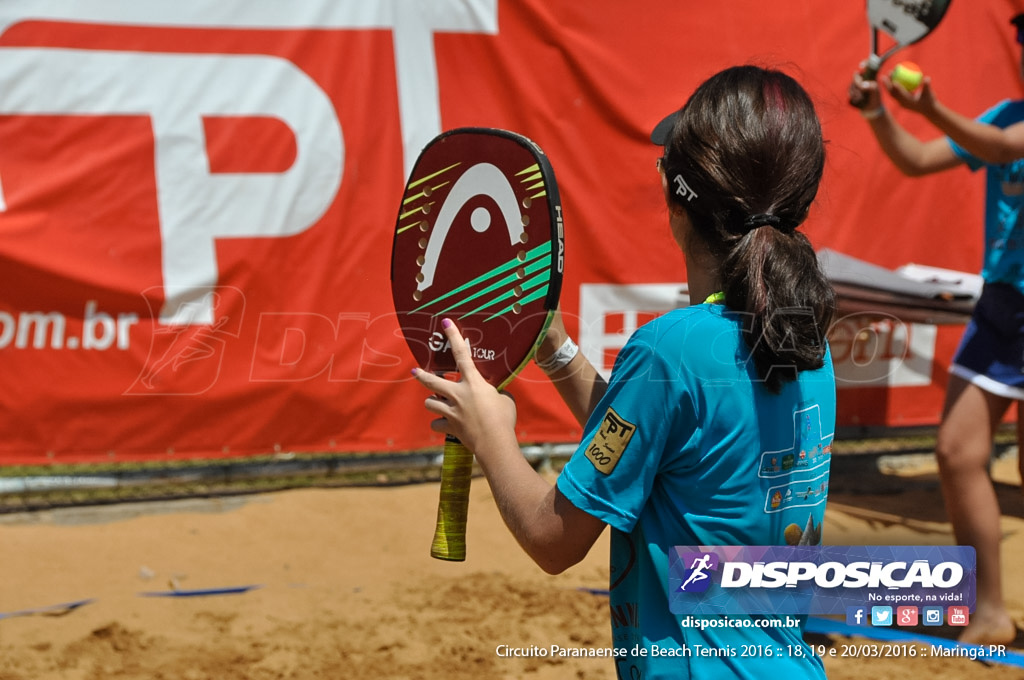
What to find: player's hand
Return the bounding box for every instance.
[412,319,517,454]
[849,61,881,111]
[884,75,936,115]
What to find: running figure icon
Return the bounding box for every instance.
[680,554,714,592]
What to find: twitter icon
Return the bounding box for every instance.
[871,606,893,626]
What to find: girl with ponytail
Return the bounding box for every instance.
[414,65,836,679]
[654,64,835,393]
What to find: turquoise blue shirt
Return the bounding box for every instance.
[557,303,835,679]
[948,98,1024,293]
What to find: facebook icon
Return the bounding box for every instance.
[846,606,868,627]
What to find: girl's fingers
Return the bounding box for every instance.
[412,366,454,396]
[423,393,451,417]
[440,319,483,380]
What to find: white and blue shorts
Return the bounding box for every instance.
[950,282,1024,401]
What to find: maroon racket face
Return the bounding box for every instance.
[390,128,563,386]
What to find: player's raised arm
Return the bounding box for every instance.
[888,75,1024,165]
[850,66,962,177]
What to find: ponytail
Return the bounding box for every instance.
[721,226,835,393]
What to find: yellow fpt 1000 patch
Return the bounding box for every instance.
[584,407,636,475]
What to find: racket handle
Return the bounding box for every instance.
[850,60,881,109]
[430,434,474,561]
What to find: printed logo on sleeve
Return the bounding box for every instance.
[584,407,636,475]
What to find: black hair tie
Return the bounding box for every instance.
[744,213,782,230]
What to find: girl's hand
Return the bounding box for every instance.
[412,319,517,454]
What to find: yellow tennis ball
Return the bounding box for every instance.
[892,61,923,92]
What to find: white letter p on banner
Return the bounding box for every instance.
[0,47,343,325]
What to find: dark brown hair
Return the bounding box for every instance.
[660,65,835,393]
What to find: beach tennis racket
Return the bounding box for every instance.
[850,0,952,108]
[390,127,564,561]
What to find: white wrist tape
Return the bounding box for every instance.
[860,106,885,120]
[535,337,579,374]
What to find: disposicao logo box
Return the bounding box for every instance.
[668,545,976,616]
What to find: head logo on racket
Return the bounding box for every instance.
[392,128,562,385]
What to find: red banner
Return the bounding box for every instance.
[1,1,1021,463]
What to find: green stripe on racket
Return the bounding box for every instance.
[390,128,564,561]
